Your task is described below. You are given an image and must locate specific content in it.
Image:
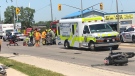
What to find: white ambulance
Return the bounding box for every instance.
[57,16,120,51]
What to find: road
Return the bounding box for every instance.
[1,41,135,75]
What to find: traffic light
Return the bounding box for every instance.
[58,4,61,11]
[100,3,103,10]
[16,7,20,14]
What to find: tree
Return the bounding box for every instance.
[4,6,15,23]
[4,6,35,28]
[19,7,35,27]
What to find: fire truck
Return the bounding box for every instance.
[50,20,59,35]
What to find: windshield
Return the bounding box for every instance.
[14,32,21,35]
[51,24,56,28]
[6,30,13,33]
[89,23,113,33]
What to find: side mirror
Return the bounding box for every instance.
[83,30,86,34]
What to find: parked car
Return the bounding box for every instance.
[13,32,26,41]
[3,32,26,41]
[3,32,12,41]
[120,26,135,43]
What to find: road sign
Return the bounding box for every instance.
[15,22,21,29]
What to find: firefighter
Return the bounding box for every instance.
[41,29,47,45]
[34,29,41,47]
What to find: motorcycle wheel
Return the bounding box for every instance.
[124,52,135,58]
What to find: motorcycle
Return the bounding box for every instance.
[104,47,129,66]
[45,34,53,45]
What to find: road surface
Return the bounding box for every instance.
[1,41,135,75]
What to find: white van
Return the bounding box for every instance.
[57,17,120,51]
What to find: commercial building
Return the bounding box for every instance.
[105,12,135,30]
[62,10,135,32]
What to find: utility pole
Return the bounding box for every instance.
[16,0,18,21]
[81,0,83,18]
[0,6,1,24]
[50,0,53,21]
[116,0,120,33]
[13,9,16,29]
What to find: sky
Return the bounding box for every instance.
[0,0,135,23]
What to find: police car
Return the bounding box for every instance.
[120,26,135,42]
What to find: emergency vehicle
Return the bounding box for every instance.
[120,25,135,42]
[57,16,120,51]
[50,20,59,35]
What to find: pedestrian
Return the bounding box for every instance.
[29,30,34,44]
[41,29,47,45]
[34,29,41,47]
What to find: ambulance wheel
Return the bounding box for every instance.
[112,45,119,50]
[64,41,70,49]
[89,42,96,51]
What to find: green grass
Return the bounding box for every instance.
[0,56,64,76]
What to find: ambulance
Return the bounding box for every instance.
[57,16,120,51]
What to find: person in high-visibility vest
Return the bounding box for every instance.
[34,29,41,47]
[41,30,47,45]
[29,30,34,44]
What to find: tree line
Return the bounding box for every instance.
[4,6,51,29]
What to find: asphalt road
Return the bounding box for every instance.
[1,41,135,75]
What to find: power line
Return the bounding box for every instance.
[35,4,50,12]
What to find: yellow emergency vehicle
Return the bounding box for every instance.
[57,16,120,51]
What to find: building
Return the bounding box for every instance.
[62,10,135,31]
[61,9,105,19]
[104,12,135,29]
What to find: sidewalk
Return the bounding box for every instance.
[0,64,27,76]
[0,54,131,76]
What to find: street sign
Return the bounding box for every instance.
[15,22,21,29]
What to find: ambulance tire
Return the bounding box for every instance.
[88,42,96,51]
[64,41,70,49]
[112,45,119,50]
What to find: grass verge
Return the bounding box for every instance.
[0,56,64,76]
